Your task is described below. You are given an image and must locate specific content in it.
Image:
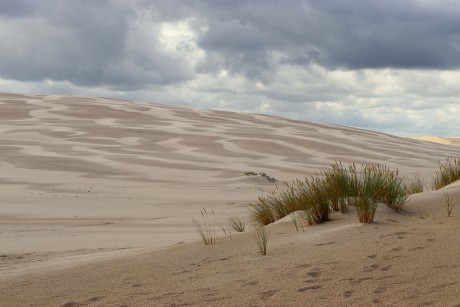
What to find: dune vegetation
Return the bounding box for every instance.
[250,162,409,226]
[432,156,460,190]
[193,157,460,246]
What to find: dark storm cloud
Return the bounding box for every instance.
[0,1,133,87]
[0,0,459,88]
[191,0,460,75]
[310,0,460,69]
[0,0,37,17]
[0,0,196,89]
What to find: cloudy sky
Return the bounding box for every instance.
[1,0,459,136]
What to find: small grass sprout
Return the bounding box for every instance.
[228,216,246,232]
[444,192,457,217]
[255,225,269,256]
[192,209,217,245]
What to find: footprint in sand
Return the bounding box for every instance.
[298,285,322,292]
[363,264,379,272]
[315,241,335,247]
[306,270,320,278]
[241,280,259,286]
[380,265,392,272]
[87,296,104,302]
[260,289,279,300]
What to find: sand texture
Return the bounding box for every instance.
[1,93,460,306]
[410,136,460,147]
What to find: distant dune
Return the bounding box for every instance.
[1,93,460,306]
[409,135,460,147]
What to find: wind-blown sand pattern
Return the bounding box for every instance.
[1,93,460,306]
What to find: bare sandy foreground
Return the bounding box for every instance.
[1,92,460,306]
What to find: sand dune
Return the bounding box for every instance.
[410,136,460,146]
[1,93,460,306]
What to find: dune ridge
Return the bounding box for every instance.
[1,93,460,306]
[409,136,460,146]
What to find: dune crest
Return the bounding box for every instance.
[410,135,460,146]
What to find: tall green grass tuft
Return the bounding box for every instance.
[249,179,310,225]
[249,195,277,226]
[360,164,408,212]
[192,209,217,245]
[432,157,460,190]
[355,196,378,223]
[406,172,424,194]
[303,177,331,225]
[353,165,382,223]
[325,162,358,213]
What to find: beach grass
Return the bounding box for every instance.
[192,209,217,245]
[249,162,410,226]
[255,225,269,255]
[228,216,246,232]
[406,172,425,194]
[444,192,457,217]
[432,157,460,190]
[250,196,277,226]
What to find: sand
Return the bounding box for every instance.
[409,136,460,147]
[1,92,460,306]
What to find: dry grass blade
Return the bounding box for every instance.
[255,226,269,256]
[444,192,457,217]
[228,216,246,232]
[192,209,217,245]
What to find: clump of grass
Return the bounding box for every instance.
[249,162,409,226]
[303,177,331,225]
[323,162,351,212]
[433,157,460,190]
[228,216,246,232]
[192,209,217,245]
[255,225,269,255]
[250,195,277,226]
[249,180,307,225]
[406,172,424,194]
[362,164,408,212]
[355,196,378,223]
[444,192,457,217]
[355,167,382,222]
[244,171,258,176]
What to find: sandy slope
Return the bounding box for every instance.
[410,136,460,146]
[1,93,460,306]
